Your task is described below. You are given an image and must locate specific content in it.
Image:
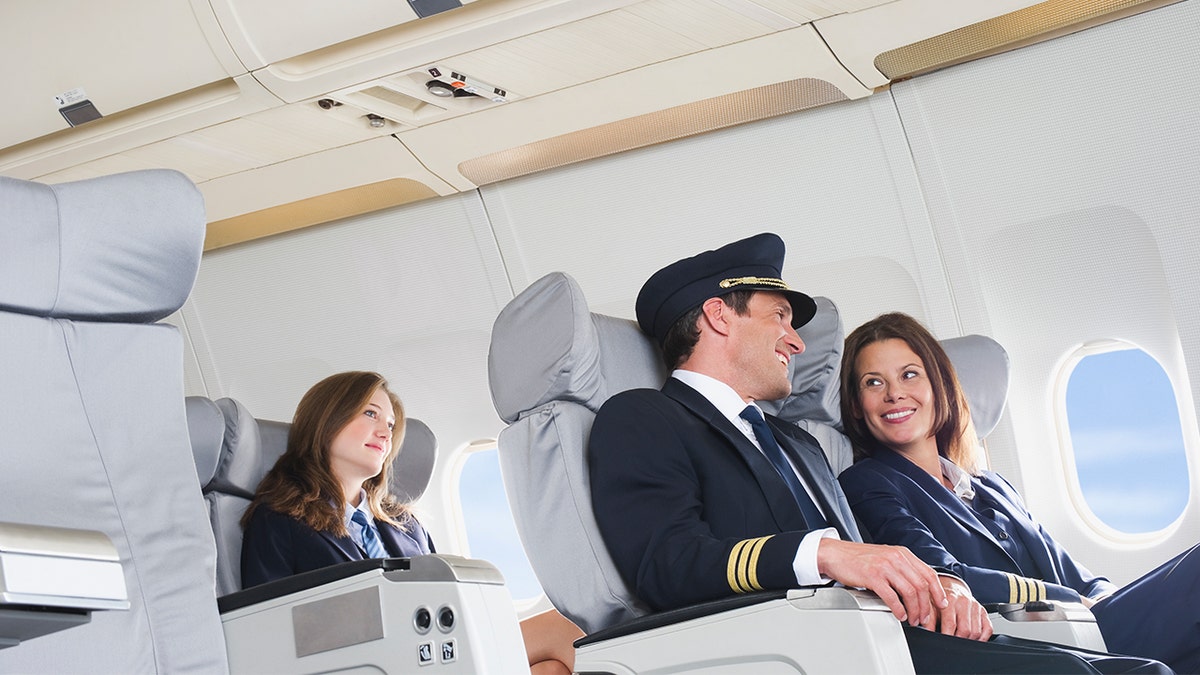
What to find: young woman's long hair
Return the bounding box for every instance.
[840,313,980,474]
[242,371,410,536]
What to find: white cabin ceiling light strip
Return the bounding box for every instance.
[874,0,1179,81]
[457,77,848,185]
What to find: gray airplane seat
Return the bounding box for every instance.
[187,397,527,673]
[487,271,915,674]
[186,396,293,597]
[0,170,228,671]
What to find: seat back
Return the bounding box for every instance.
[0,170,228,672]
[187,396,439,596]
[487,272,846,634]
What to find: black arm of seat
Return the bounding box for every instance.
[217,558,412,614]
[573,590,789,649]
[984,601,1056,614]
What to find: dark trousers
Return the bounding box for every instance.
[904,625,1172,674]
[1092,542,1200,674]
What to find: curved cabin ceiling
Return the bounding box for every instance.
[0,0,1177,250]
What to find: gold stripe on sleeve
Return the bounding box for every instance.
[745,536,770,592]
[1008,573,1020,603]
[727,539,751,593]
[726,536,773,594]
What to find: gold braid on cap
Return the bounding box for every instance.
[719,276,789,290]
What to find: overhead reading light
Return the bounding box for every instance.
[425,67,508,103]
[426,80,456,98]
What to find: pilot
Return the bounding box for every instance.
[588,232,1170,673]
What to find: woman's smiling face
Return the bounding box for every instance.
[854,338,938,457]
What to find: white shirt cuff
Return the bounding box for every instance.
[793,527,840,586]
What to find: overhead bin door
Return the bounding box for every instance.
[1,0,245,150]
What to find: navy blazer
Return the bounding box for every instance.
[240,504,435,589]
[839,449,1115,605]
[589,378,860,611]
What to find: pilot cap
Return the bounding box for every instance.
[635,232,817,346]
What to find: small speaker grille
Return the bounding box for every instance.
[459,77,848,186]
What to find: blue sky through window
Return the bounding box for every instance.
[459,448,543,601]
[1065,347,1189,533]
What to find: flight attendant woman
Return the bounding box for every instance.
[240,370,433,586]
[240,370,580,674]
[837,313,1199,673]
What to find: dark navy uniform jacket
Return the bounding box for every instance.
[838,448,1115,605]
[240,504,435,589]
[589,377,859,612]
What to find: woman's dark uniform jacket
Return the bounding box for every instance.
[241,504,435,589]
[588,377,860,612]
[839,447,1200,672]
[839,448,1114,605]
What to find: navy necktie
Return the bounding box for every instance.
[740,405,828,529]
[351,509,388,558]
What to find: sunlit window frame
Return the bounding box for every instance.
[1053,338,1191,544]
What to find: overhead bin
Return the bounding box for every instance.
[246,0,645,103]
[1,76,281,181]
[198,136,458,250]
[207,0,496,70]
[3,0,1176,236]
[395,25,873,190]
[1,0,245,152]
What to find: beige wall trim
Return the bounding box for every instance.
[458,77,849,186]
[204,177,436,250]
[874,0,1179,81]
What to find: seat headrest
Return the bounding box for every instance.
[489,272,849,425]
[0,170,204,323]
[942,335,1010,439]
[202,397,437,503]
[760,296,844,428]
[186,396,225,488]
[489,272,664,424]
[210,398,279,499]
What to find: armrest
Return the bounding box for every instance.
[576,590,788,648]
[985,600,1106,651]
[0,522,129,649]
[574,587,914,675]
[219,554,526,674]
[219,558,407,613]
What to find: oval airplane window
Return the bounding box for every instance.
[1064,343,1190,533]
[459,447,544,601]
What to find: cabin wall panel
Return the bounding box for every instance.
[892,0,1200,583]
